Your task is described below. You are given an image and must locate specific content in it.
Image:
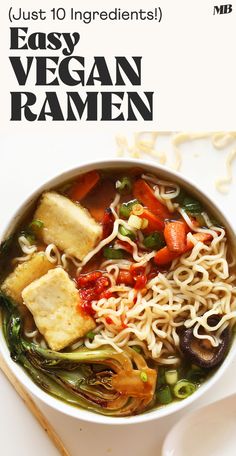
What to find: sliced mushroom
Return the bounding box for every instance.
[180,316,230,368]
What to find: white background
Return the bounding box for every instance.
[0,131,236,455]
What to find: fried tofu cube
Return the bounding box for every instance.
[34,192,102,261]
[1,253,54,303]
[22,268,95,351]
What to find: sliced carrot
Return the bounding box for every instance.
[164,220,187,253]
[187,232,212,246]
[139,208,164,232]
[88,206,106,222]
[154,246,179,265]
[133,179,171,220]
[69,171,100,201]
[154,232,212,265]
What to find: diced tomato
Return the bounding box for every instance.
[105,317,113,325]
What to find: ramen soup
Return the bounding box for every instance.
[1,168,236,417]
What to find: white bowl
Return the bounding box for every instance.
[162,393,236,456]
[0,158,235,425]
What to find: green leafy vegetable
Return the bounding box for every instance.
[0,293,157,417]
[182,196,203,215]
[143,232,166,250]
[132,345,142,354]
[174,190,203,215]
[0,236,13,257]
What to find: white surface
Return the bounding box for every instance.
[0,131,236,455]
[162,394,236,456]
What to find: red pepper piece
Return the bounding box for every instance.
[117,240,134,254]
[102,208,115,239]
[117,270,134,286]
[77,271,102,288]
[130,264,147,290]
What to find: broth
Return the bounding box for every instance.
[0,168,235,417]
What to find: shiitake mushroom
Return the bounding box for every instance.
[179,316,230,369]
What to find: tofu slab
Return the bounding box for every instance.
[34,192,102,261]
[1,252,54,303]
[22,268,95,351]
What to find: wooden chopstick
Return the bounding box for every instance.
[0,354,71,456]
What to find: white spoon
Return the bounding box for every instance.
[162,394,236,456]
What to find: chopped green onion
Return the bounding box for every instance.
[116,177,132,194]
[86,331,95,341]
[156,385,173,404]
[132,204,144,216]
[29,219,44,230]
[141,218,149,229]
[119,199,139,219]
[186,365,206,383]
[118,225,135,240]
[128,214,142,230]
[165,369,178,386]
[132,345,142,353]
[140,371,148,382]
[157,367,166,387]
[143,232,166,250]
[173,380,196,399]
[103,247,124,259]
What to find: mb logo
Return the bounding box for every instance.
[213,4,233,14]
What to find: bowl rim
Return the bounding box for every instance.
[0,157,236,426]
